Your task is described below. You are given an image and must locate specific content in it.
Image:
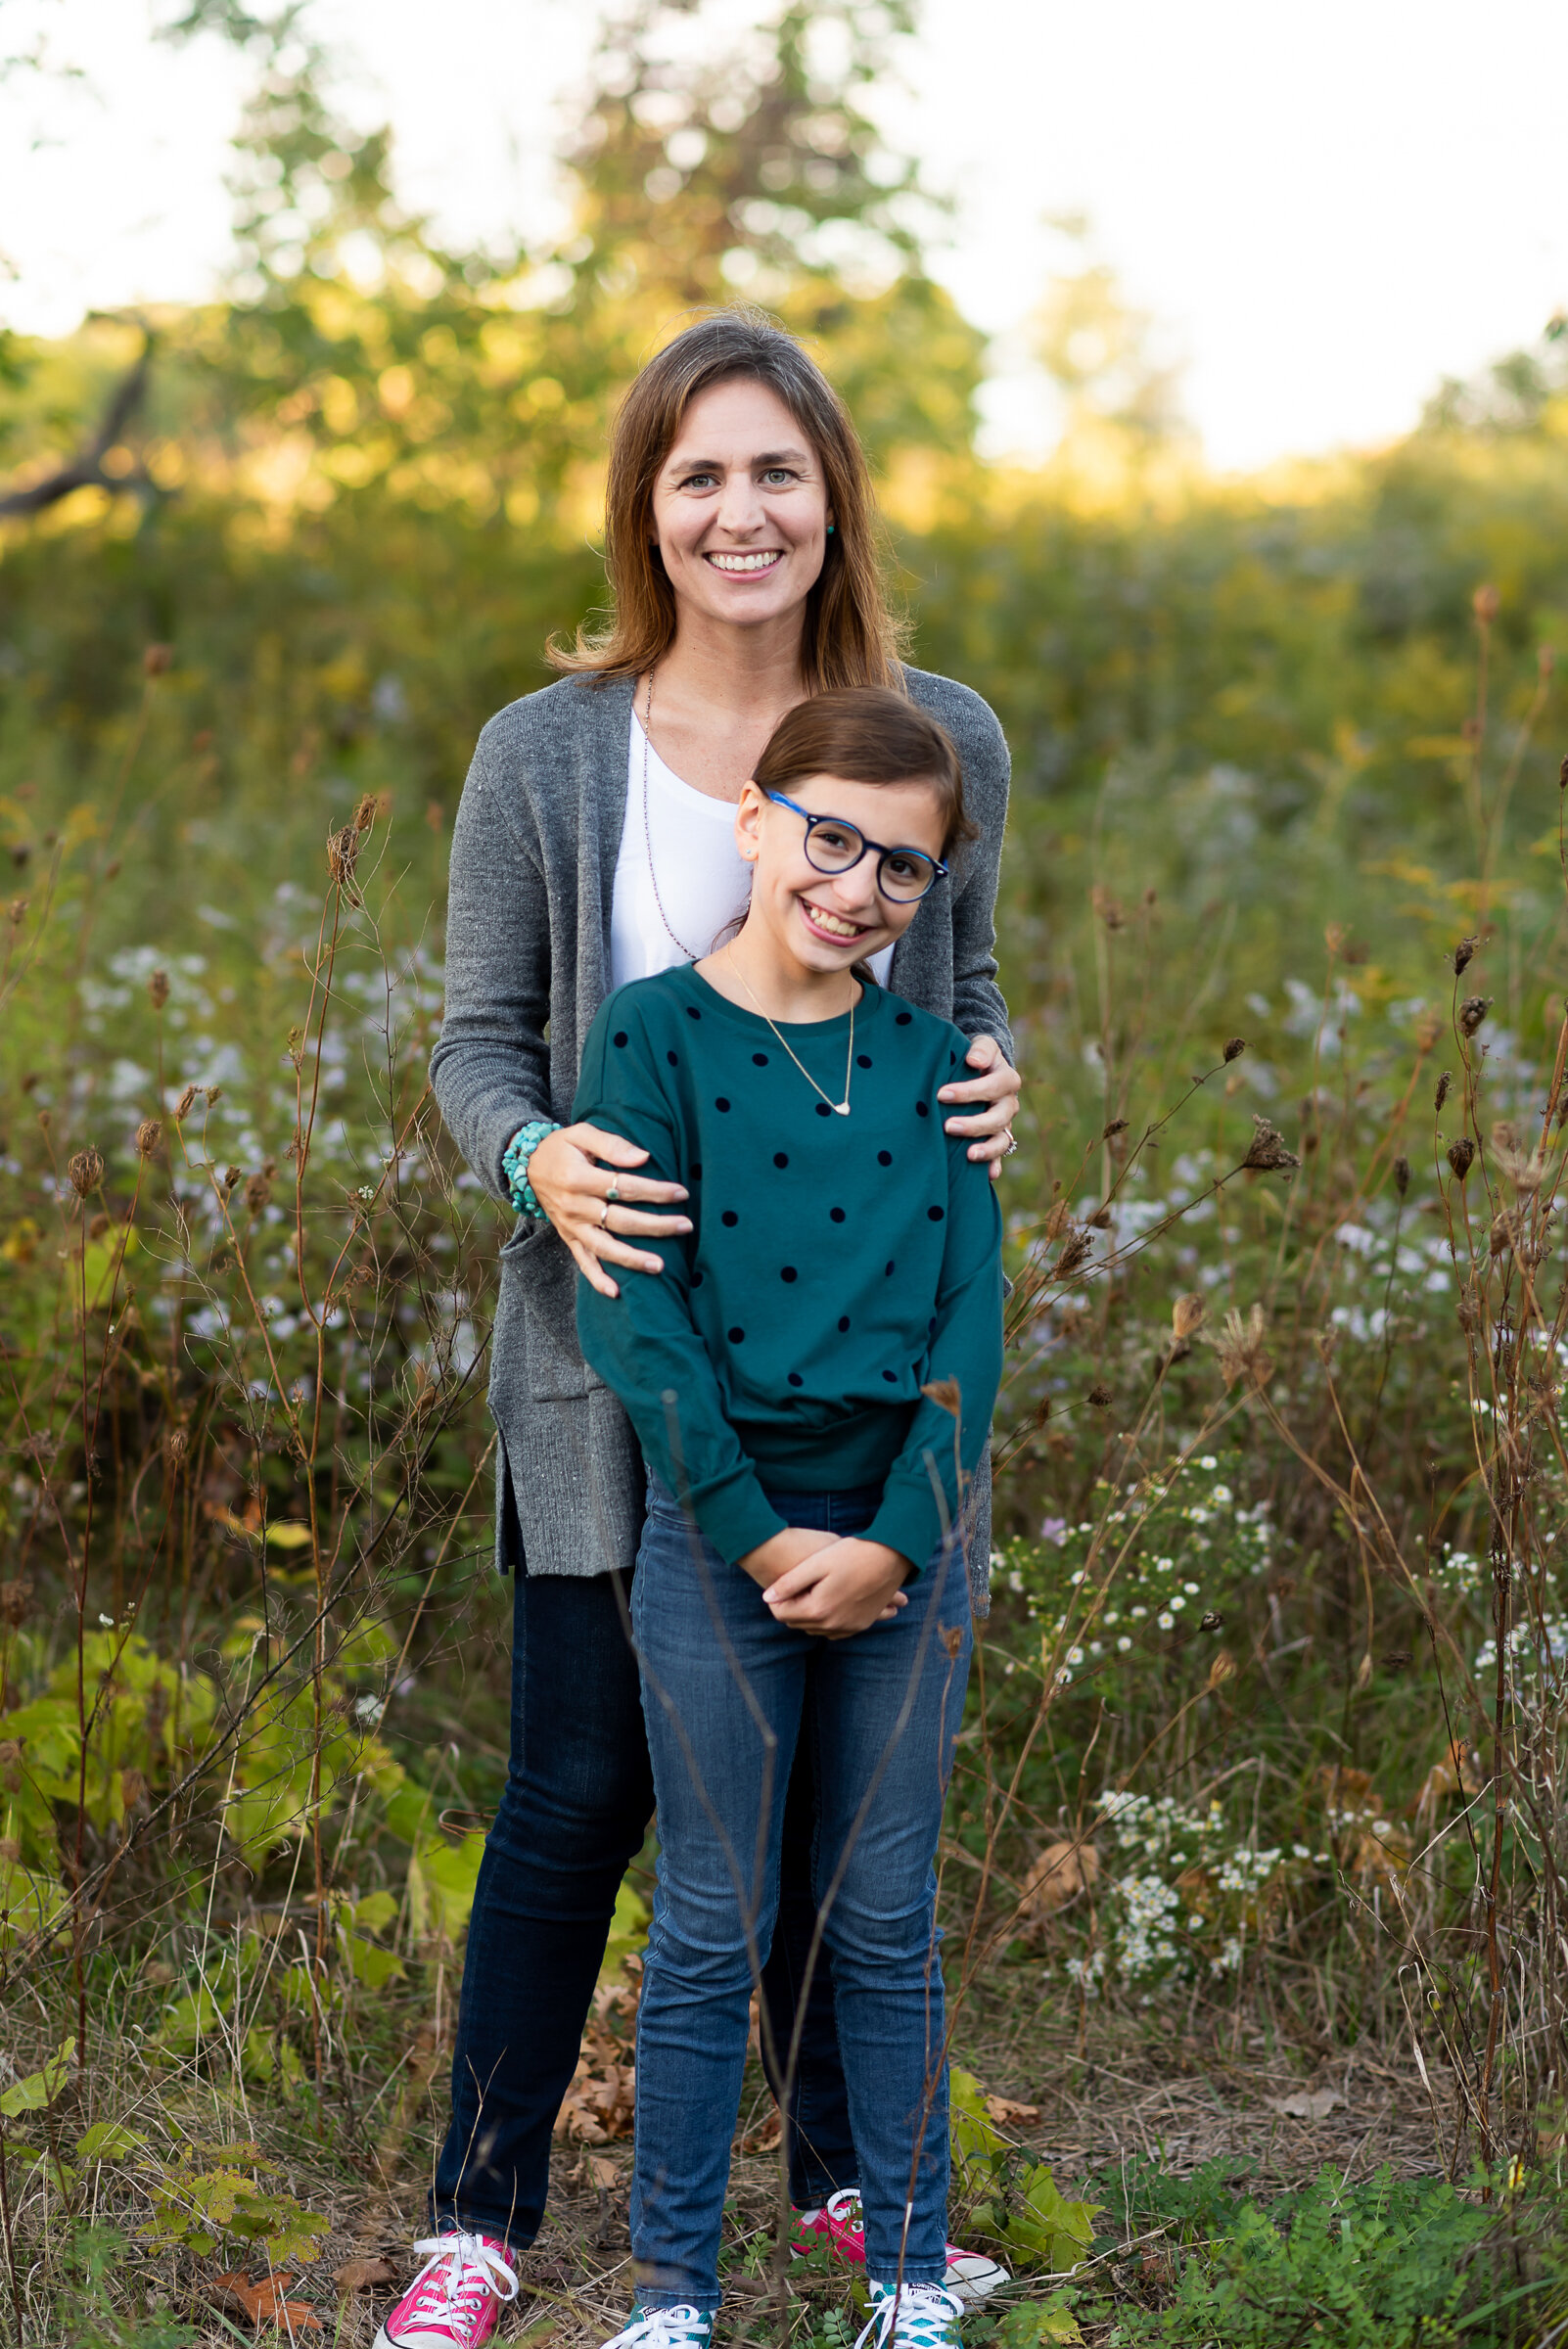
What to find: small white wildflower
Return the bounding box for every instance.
[1169,1594,1186,1612]
[1212,1484,1232,1503]
[1068,1645,1085,1666]
[1056,1667,1073,1685]
[98,1612,115,1628]
[1105,1610,1120,1626]
[1293,1843,1310,1860]
[353,1693,386,1726]
[1069,1569,1085,1585]
[1198,1454,1218,1470]
[1187,1912,1206,1930]
[1131,1604,1147,1619]
[1117,1635,1132,1651]
[1089,1640,1103,1656]
[1158,1610,1175,1630]
[1183,1581,1200,1594]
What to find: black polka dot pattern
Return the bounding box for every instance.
[837,1314,850,1333]
[877,1150,892,1167]
[856,1054,872,1069]
[728,1327,745,1344]
[774,1152,789,1169]
[667,1049,679,1066]
[928,1205,945,1221]
[788,1371,804,1387]
[830,1207,846,1223]
[614,1032,628,1048]
[715,1097,731,1112]
[815,1102,831,1119]
[896,1011,912,1026]
[885,1260,896,1276]
[780,1266,798,1283]
[883,1369,898,1383]
[691,1162,702,1180]
[916,1100,929,1118]
[722,1210,738,1227]
[752,1052,769,1067]
[685,1003,701,1019]
[691,1268,704,1287]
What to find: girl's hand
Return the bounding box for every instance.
[938,1033,1022,1180]
[738,1526,835,1589]
[761,1539,910,1637]
[529,1122,692,1300]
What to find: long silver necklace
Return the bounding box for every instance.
[639,669,702,962]
[727,946,855,1117]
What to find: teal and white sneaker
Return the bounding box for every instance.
[601,2307,715,2349]
[854,2280,966,2349]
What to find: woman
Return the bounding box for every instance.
[381,309,1019,2349]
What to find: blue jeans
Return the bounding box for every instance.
[431,1476,861,2245]
[630,1479,972,2311]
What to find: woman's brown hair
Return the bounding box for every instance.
[755,687,978,858]
[550,308,906,692]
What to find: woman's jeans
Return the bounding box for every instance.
[431,1480,882,2246]
[630,1478,973,2311]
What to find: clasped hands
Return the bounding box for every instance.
[738,1525,909,1637]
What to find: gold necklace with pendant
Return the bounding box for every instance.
[726,948,855,1117]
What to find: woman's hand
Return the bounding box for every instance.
[939,1032,1022,1180]
[761,1539,910,1637]
[529,1122,692,1300]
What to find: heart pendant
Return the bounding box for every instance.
[833,1102,852,1116]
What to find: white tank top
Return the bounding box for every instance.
[610,715,896,990]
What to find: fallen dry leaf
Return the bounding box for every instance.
[984,2094,1042,2127]
[1020,1838,1099,1925]
[208,2272,323,2330]
[333,2255,397,2294]
[553,2022,635,2143]
[742,2113,784,2154]
[1265,2088,1345,2121]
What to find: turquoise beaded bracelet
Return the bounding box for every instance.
[502,1119,563,1221]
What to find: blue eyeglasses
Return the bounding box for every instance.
[764,792,949,904]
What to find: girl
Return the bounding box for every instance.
[573,687,1003,2349]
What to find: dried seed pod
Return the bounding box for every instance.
[87,1213,110,1241]
[1222,1036,1247,1062]
[1101,1118,1129,1140]
[328,823,362,898]
[0,1579,32,1627]
[353,792,379,833]
[206,1084,222,1107]
[222,1165,242,1193]
[1457,995,1492,1036]
[134,1118,161,1159]
[1051,1229,1093,1279]
[1472,582,1500,622]
[1206,1649,1237,1689]
[6,898,25,926]
[69,1147,105,1197]
[1199,1609,1223,1632]
[142,642,173,676]
[1559,754,1568,793]
[164,1426,190,1466]
[1447,1136,1476,1180]
[1211,1302,1273,1388]
[1087,1207,1114,1229]
[1241,1117,1301,1173]
[245,1173,271,1213]
[920,1376,962,1418]
[1043,1198,1072,1240]
[1453,936,1478,976]
[1393,1154,1410,1197]
[1089,884,1126,932]
[148,968,170,1010]
[1434,1071,1453,1113]
[1172,1292,1207,1342]
[1086,1384,1114,1409]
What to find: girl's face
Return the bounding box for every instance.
[733,773,947,980]
[650,379,832,635]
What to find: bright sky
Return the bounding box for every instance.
[3,0,1566,472]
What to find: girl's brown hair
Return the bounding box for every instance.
[754,686,978,858]
[550,308,905,692]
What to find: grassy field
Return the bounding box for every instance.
[3,4,1568,2331]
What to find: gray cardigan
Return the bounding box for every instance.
[430,666,1013,1602]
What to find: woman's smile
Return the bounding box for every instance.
[704,548,785,575]
[798,896,875,947]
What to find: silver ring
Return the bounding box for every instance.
[1002,1129,1019,1157]
[599,1198,612,1229]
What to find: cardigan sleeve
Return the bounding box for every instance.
[866,1120,1004,1573]
[573,995,789,1565]
[945,690,1015,1065]
[429,709,555,1205]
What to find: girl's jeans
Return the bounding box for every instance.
[630,1476,973,2312]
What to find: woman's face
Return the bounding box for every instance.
[734,773,946,981]
[650,378,832,636]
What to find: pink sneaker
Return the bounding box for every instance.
[374,2234,519,2349]
[792,2188,1010,2306]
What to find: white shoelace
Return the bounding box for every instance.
[403,2234,520,2324]
[853,2281,965,2349]
[602,2307,712,2349]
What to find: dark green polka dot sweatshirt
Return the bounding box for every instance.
[573,963,1003,1574]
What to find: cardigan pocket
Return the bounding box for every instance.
[497,1218,606,1401]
